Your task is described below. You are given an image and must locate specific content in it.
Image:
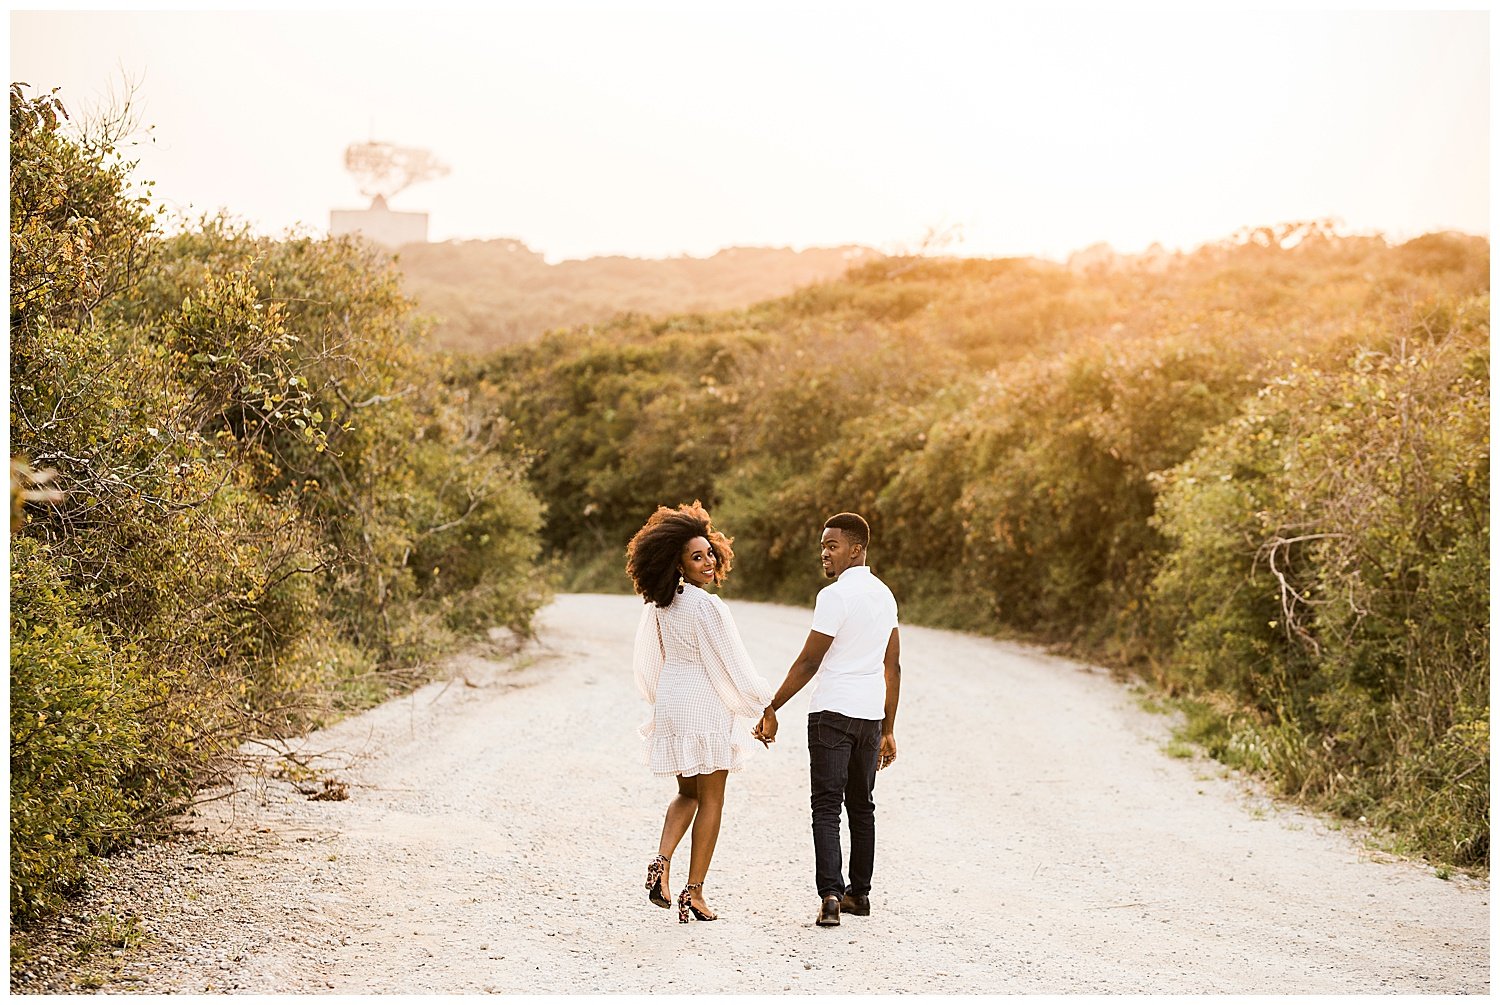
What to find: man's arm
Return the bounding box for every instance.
[878,627,900,769]
[754,630,834,743]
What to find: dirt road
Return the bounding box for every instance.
[25,593,1488,993]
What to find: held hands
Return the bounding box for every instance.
[877,732,897,770]
[752,706,779,748]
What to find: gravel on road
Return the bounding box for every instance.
[10,593,1489,993]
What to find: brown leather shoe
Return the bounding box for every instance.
[839,892,870,916]
[816,894,841,926]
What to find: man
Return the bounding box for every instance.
[754,512,901,927]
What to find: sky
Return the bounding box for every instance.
[8,4,1492,263]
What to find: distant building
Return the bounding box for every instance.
[329,194,428,248]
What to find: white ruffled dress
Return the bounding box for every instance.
[633,583,775,777]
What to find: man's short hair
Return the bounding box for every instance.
[823,512,870,550]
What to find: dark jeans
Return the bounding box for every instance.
[807,709,882,898]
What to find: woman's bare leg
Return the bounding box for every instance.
[686,769,728,916]
[657,774,699,894]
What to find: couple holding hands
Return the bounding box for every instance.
[628,502,901,927]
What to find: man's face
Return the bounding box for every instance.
[820,527,862,580]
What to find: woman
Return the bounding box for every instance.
[627,501,774,924]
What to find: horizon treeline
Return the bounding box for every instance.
[396,238,881,353]
[467,222,1489,871]
[9,84,549,924]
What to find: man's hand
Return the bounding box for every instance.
[877,732,896,770]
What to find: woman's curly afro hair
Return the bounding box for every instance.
[625,500,735,608]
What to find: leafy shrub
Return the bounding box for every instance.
[9,83,548,925]
[9,538,196,922]
[1151,297,1489,864]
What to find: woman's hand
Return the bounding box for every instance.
[753,706,778,747]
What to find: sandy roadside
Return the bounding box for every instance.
[11,593,1489,993]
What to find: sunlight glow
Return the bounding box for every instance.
[9,6,1489,261]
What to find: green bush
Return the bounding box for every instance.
[844,325,1272,645]
[10,83,548,925]
[9,538,198,922]
[1150,297,1489,864]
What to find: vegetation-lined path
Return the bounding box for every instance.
[19,594,1486,993]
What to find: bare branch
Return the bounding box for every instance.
[1255,533,1351,655]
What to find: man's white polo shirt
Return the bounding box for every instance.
[807,565,899,720]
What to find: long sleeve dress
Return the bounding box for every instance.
[632,582,775,777]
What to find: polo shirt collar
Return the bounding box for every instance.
[838,565,872,580]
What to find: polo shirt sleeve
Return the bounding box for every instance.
[810,585,846,637]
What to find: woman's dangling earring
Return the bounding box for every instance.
[676,571,686,594]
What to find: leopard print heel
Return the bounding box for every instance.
[645,854,671,909]
[678,882,717,923]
